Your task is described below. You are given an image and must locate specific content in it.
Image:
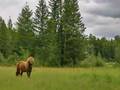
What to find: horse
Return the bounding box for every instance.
[16,55,34,78]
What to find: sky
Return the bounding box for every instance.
[0,0,120,38]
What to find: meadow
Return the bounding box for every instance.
[0,67,120,90]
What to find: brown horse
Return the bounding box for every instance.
[16,55,34,78]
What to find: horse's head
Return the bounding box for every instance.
[27,56,34,65]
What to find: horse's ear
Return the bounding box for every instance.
[29,53,34,57]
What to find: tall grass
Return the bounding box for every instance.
[0,67,120,90]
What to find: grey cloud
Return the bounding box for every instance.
[80,0,120,18]
[0,0,21,8]
[79,0,120,38]
[88,6,120,18]
[85,21,120,38]
[0,0,37,23]
[93,0,120,5]
[84,14,120,27]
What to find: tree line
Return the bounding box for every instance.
[0,0,120,67]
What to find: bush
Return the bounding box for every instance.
[0,52,6,63]
[0,52,20,65]
[80,54,105,67]
[7,53,18,64]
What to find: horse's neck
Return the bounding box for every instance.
[26,56,32,61]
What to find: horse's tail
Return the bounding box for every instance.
[16,63,20,76]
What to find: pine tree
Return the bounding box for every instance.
[34,0,48,33]
[34,0,49,65]
[8,17,13,30]
[50,0,65,66]
[7,17,14,56]
[62,0,86,66]
[57,0,64,66]
[46,0,63,66]
[49,0,61,22]
[0,17,9,57]
[16,4,34,56]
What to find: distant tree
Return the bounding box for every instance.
[88,35,116,61]
[114,35,120,63]
[88,34,96,55]
[114,35,120,41]
[114,43,120,63]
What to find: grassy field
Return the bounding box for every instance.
[0,67,120,90]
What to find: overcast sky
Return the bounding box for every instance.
[0,0,120,38]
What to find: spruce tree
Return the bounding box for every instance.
[7,17,14,56]
[62,0,86,66]
[47,0,62,66]
[34,0,49,65]
[7,17,19,57]
[49,0,63,32]
[16,4,34,56]
[34,0,48,33]
[0,17,9,57]
[8,17,13,30]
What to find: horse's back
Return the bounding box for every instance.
[17,61,28,72]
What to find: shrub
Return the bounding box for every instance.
[0,52,6,63]
[80,54,105,67]
[7,53,18,64]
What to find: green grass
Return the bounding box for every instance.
[0,67,120,90]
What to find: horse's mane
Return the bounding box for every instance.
[26,56,34,64]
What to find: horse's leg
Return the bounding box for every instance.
[16,71,19,76]
[16,72,20,76]
[27,72,29,78]
[27,71,31,78]
[29,71,31,77]
[16,65,20,76]
[27,66,32,78]
[20,71,23,76]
